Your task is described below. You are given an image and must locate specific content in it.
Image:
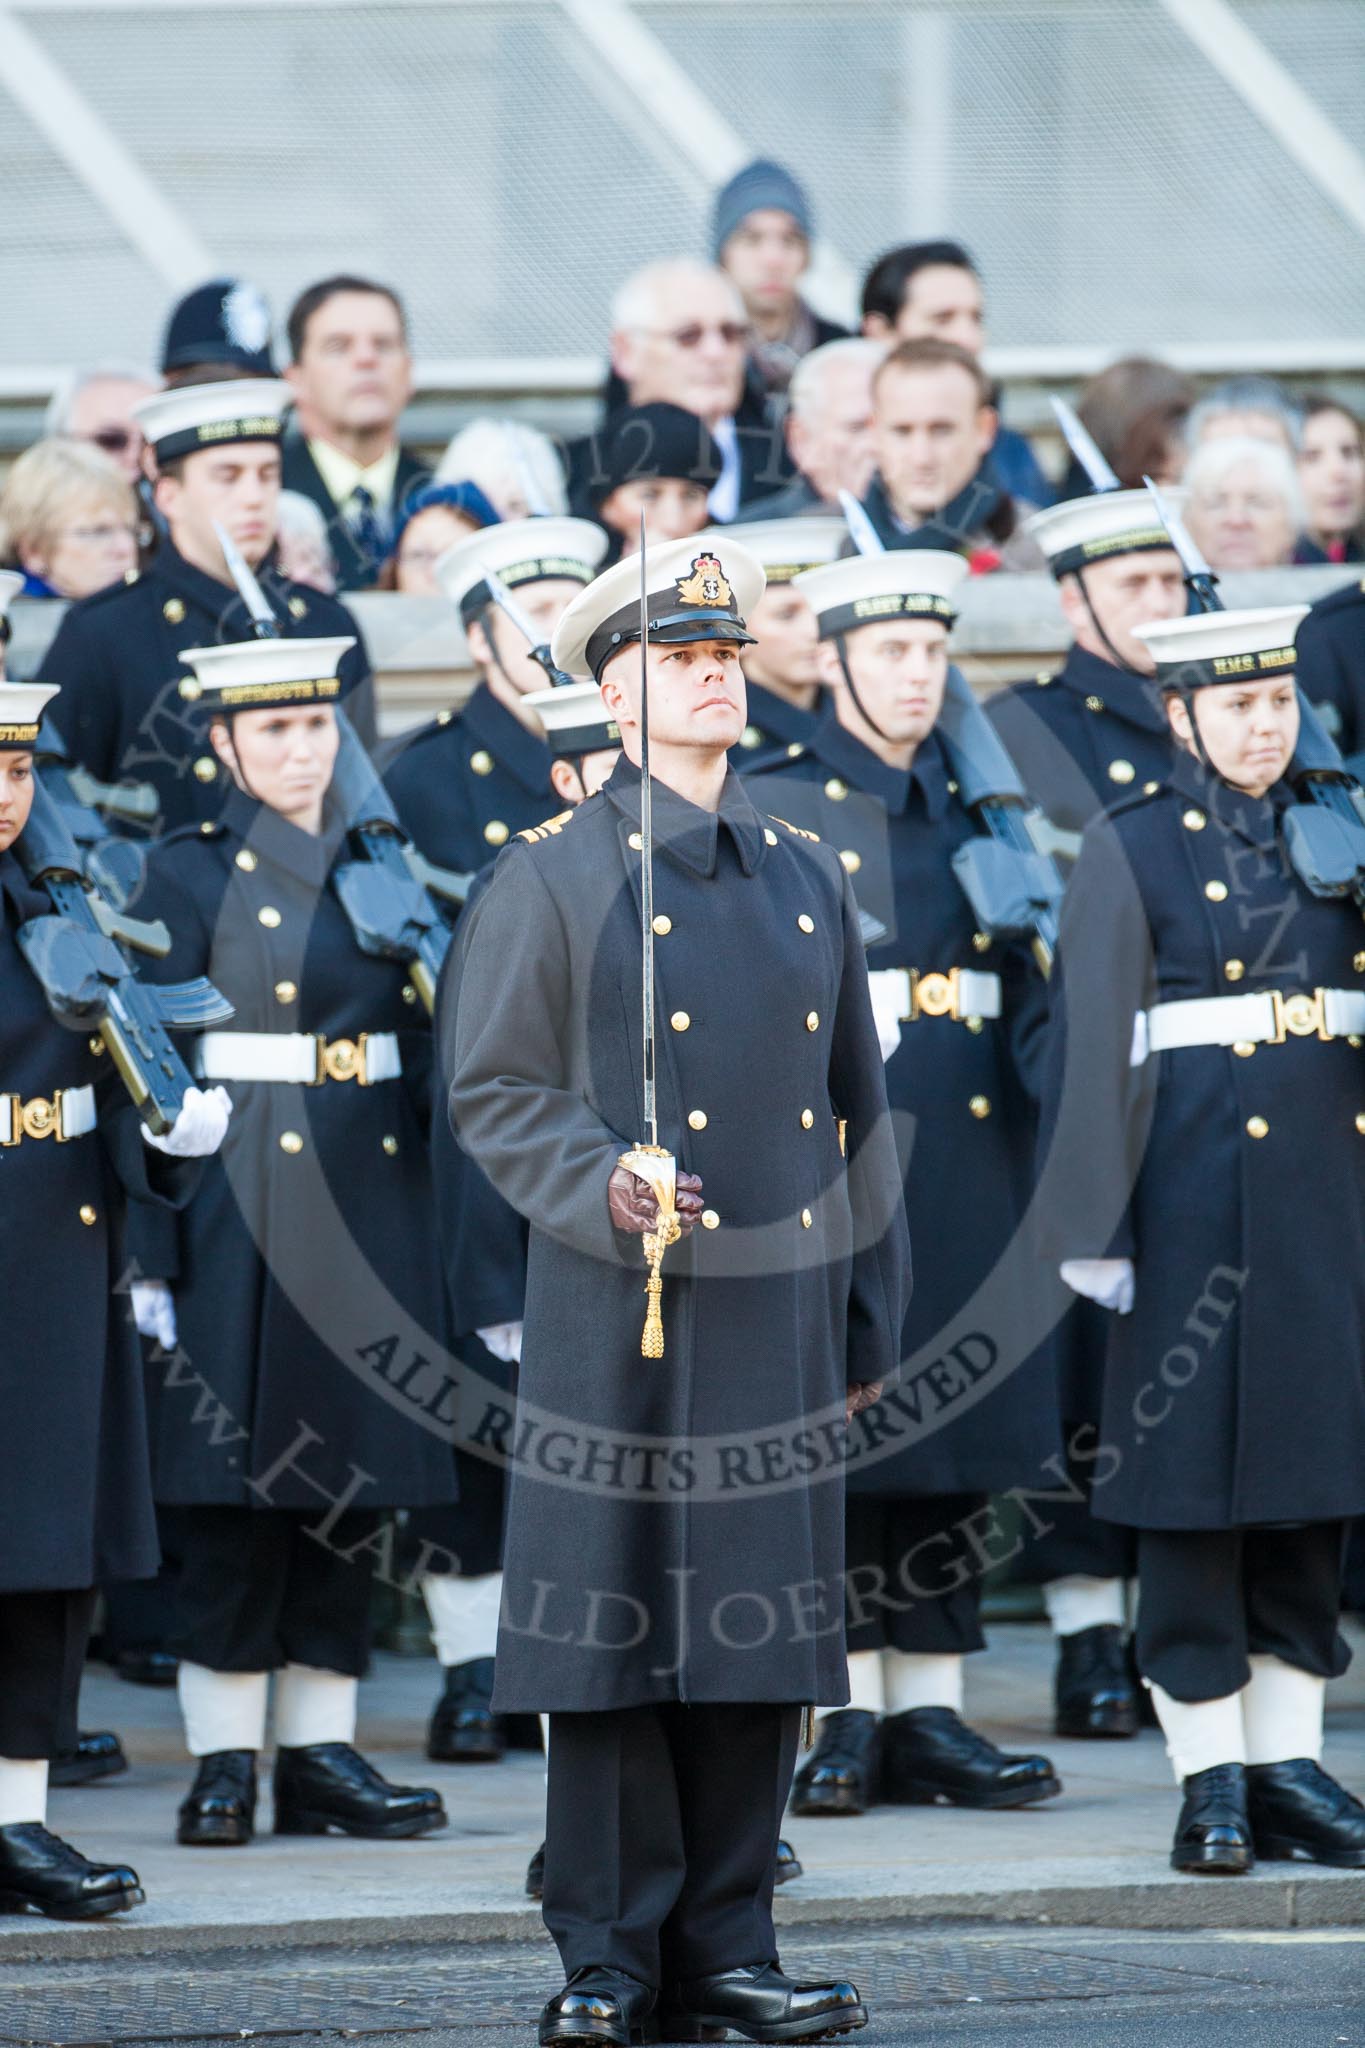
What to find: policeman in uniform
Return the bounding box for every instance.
[756,550,1062,1816]
[160,278,277,385]
[127,637,453,1848]
[42,381,374,839]
[0,649,226,1916]
[986,490,1187,1737]
[450,536,909,2046]
[1044,603,1365,1872]
[705,518,846,768]
[384,517,608,874]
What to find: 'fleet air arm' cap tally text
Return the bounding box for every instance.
[793,549,969,640]
[1026,487,1188,581]
[552,536,765,682]
[524,680,620,760]
[696,517,847,584]
[133,379,291,466]
[177,636,355,713]
[161,278,276,377]
[1133,605,1310,691]
[434,515,608,626]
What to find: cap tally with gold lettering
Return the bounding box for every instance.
[1133,605,1310,691]
[552,536,765,682]
[0,678,58,751]
[435,516,608,627]
[695,516,848,585]
[793,548,969,641]
[1026,488,1188,581]
[133,378,291,466]
[525,680,620,760]
[177,635,356,713]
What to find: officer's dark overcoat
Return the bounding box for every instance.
[1041,747,1365,1530]
[126,789,456,1512]
[450,758,911,1712]
[987,645,1176,842]
[384,681,556,874]
[758,716,1060,1498]
[0,852,193,1589]
[1293,579,1365,756]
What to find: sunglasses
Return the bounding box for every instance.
[89,428,138,454]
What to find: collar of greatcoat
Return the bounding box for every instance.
[1164,742,1288,852]
[604,754,771,877]
[460,681,556,797]
[805,708,953,821]
[221,784,346,884]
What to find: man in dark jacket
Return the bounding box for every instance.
[712,159,848,397]
[450,535,910,2046]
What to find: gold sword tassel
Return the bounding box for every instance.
[619,1142,681,1357]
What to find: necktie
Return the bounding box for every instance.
[349,484,389,576]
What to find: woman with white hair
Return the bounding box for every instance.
[434,417,567,520]
[0,439,140,600]
[1184,435,1302,573]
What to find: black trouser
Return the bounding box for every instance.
[844,1494,987,1657]
[1136,1522,1350,1703]
[164,1507,380,1676]
[544,1702,801,1989]
[0,1590,96,1759]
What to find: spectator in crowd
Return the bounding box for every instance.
[0,439,139,599]
[1184,434,1301,572]
[860,240,1052,509]
[858,337,1043,568]
[160,278,276,387]
[377,482,499,595]
[588,403,721,564]
[1184,375,1301,456]
[1294,397,1365,564]
[711,158,848,395]
[274,489,338,595]
[1054,356,1194,497]
[43,364,158,484]
[281,275,426,591]
[434,418,568,518]
[735,336,883,522]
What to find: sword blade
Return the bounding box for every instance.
[213,521,281,638]
[837,488,886,557]
[1050,396,1121,493]
[638,512,656,1147]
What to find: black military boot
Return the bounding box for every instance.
[539,1966,658,2047]
[49,1730,130,1787]
[788,1709,880,1816]
[1170,1762,1253,1873]
[272,1743,446,1838]
[426,1657,505,1763]
[881,1707,1061,1808]
[774,1837,803,1885]
[1247,1759,1365,1866]
[177,1749,257,1846]
[113,1648,179,1687]
[1054,1625,1140,1739]
[661,1963,867,2043]
[0,1824,144,1919]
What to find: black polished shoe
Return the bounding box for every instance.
[426,1656,505,1763]
[539,1967,659,2047]
[1171,1762,1253,1874]
[661,1963,867,2043]
[1054,1625,1140,1739]
[881,1707,1061,1809]
[527,1838,546,1898]
[177,1749,257,1847]
[114,1648,180,1687]
[50,1729,130,1787]
[1247,1758,1365,1867]
[0,1824,143,1919]
[272,1742,446,1838]
[773,1838,802,1885]
[788,1710,880,1817]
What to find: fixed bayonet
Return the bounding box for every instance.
[1142,475,1221,614]
[483,564,580,690]
[213,521,282,637]
[1050,396,1121,493]
[837,488,885,560]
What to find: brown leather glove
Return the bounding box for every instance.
[845,1380,885,1424]
[608,1165,705,1238]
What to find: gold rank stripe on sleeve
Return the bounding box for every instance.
[516,809,576,844]
[768,815,821,843]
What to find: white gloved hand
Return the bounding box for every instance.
[142,1085,233,1158]
[130,1279,177,1348]
[1061,1258,1135,1315]
[477,1320,524,1365]
[865,974,905,1064]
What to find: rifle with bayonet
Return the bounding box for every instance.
[837,490,1063,971]
[482,565,580,691]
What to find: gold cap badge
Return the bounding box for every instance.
[675,553,732,608]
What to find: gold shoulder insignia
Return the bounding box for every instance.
[517,808,575,844]
[768,814,821,843]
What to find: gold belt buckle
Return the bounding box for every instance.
[12,1092,65,1142]
[1269,988,1328,1043]
[911,968,960,1021]
[318,1034,370,1085]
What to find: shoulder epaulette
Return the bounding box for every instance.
[768,813,820,843]
[517,809,576,844]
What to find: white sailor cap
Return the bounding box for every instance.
[133,378,291,465]
[177,635,355,712]
[434,516,608,625]
[0,678,59,750]
[696,517,848,584]
[793,549,969,640]
[552,535,766,682]
[1026,489,1189,581]
[524,679,621,760]
[1133,605,1309,690]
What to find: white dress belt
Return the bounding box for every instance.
[194,1031,402,1086]
[865,966,1003,1023]
[1131,987,1365,1066]
[0,1082,97,1145]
